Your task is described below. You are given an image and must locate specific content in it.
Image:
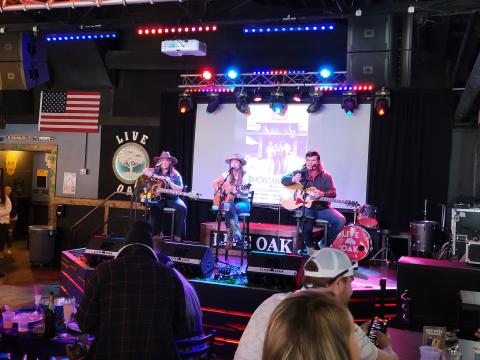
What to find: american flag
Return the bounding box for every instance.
[38,91,101,133]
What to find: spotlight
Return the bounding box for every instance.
[235,89,250,115]
[319,67,332,79]
[374,88,391,116]
[253,91,263,102]
[178,93,192,114]
[341,92,358,116]
[292,92,302,103]
[307,90,322,113]
[226,68,239,80]
[270,88,286,114]
[206,93,220,114]
[202,69,213,81]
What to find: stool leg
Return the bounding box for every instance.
[170,212,175,241]
[240,216,246,266]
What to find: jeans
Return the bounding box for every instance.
[0,223,9,252]
[302,207,346,248]
[150,197,187,238]
[224,200,251,229]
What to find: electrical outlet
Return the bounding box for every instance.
[80,168,89,175]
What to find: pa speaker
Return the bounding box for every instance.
[347,51,393,87]
[348,14,395,52]
[159,241,214,279]
[246,251,305,291]
[0,33,48,90]
[84,235,126,258]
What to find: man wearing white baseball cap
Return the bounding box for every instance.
[235,248,398,360]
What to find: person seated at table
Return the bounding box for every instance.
[263,291,360,360]
[76,220,188,359]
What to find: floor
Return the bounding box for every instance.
[0,240,60,310]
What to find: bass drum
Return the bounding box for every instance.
[357,204,379,229]
[332,225,371,262]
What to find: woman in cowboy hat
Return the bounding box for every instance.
[212,153,251,249]
[142,151,187,241]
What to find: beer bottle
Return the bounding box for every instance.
[44,291,56,338]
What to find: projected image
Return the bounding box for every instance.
[244,105,308,204]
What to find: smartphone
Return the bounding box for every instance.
[367,317,389,346]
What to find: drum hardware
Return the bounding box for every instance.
[370,229,397,264]
[332,224,372,262]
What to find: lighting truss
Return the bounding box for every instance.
[178,71,348,90]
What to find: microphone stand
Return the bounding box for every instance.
[299,172,310,256]
[212,169,232,263]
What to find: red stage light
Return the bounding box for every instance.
[213,25,217,31]
[178,28,182,33]
[202,70,213,80]
[171,28,176,33]
[185,27,189,32]
[145,29,150,35]
[198,26,203,31]
[191,27,196,32]
[158,28,162,34]
[206,26,210,31]
[180,106,187,114]
[138,29,143,35]
[151,29,156,34]
[165,28,169,33]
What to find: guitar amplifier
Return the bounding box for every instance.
[451,208,480,258]
[246,251,305,291]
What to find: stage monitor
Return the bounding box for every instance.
[192,103,371,208]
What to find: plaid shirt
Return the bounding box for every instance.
[76,245,188,359]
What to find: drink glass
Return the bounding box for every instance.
[420,345,441,360]
[16,313,29,332]
[63,298,76,330]
[2,311,15,329]
[445,331,459,352]
[33,285,42,313]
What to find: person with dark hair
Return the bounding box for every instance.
[3,186,17,256]
[212,153,251,248]
[0,186,12,259]
[76,220,188,359]
[281,150,346,255]
[263,291,360,360]
[235,248,398,360]
[143,151,187,241]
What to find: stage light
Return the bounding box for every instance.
[270,88,286,114]
[178,93,192,114]
[307,90,322,113]
[202,70,213,81]
[227,68,239,80]
[243,24,335,34]
[206,93,220,114]
[319,67,332,79]
[374,88,391,116]
[253,90,263,102]
[45,32,118,42]
[292,92,302,103]
[235,89,250,115]
[342,93,358,116]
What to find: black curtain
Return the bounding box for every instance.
[367,89,454,232]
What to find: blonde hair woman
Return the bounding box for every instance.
[262,290,360,360]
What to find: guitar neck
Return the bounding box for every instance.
[317,197,350,205]
[157,188,189,198]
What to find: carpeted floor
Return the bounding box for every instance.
[0,240,60,310]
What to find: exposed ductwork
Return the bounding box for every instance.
[454,51,480,124]
[0,0,181,12]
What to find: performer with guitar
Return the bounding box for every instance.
[212,153,251,249]
[142,151,187,241]
[281,150,346,255]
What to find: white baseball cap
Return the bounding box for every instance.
[304,248,368,280]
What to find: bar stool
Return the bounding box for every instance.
[237,191,254,266]
[315,218,329,248]
[163,207,176,241]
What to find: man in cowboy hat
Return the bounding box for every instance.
[142,151,187,241]
[212,153,251,249]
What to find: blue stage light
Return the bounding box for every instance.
[320,68,332,79]
[227,69,238,80]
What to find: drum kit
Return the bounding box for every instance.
[332,200,440,262]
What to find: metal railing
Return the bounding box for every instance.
[71,191,135,248]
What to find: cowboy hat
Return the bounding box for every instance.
[225,152,247,166]
[153,151,178,165]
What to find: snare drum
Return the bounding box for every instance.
[357,204,379,229]
[332,225,372,262]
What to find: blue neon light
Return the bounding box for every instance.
[44,32,118,42]
[243,24,335,34]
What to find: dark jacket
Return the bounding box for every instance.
[281,167,337,209]
[76,244,188,360]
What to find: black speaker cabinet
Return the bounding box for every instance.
[84,235,126,267]
[246,251,305,291]
[0,33,49,89]
[159,241,214,279]
[347,51,393,86]
[348,14,395,52]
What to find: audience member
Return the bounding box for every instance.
[263,290,359,360]
[0,187,12,259]
[234,248,398,360]
[3,186,17,256]
[76,221,188,359]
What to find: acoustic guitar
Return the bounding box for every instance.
[213,183,252,207]
[280,184,359,210]
[134,175,201,201]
